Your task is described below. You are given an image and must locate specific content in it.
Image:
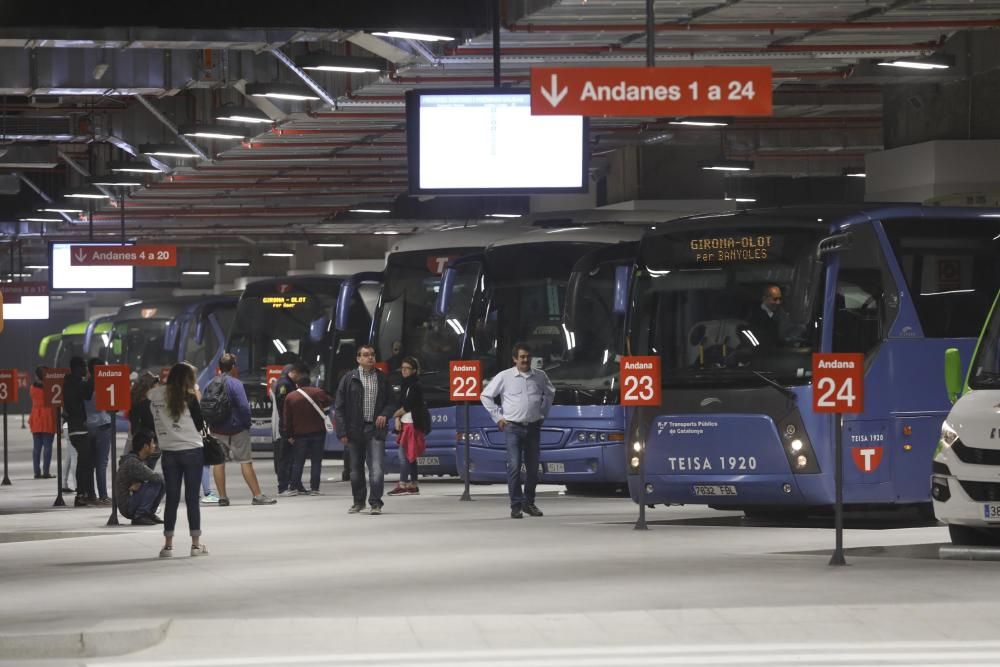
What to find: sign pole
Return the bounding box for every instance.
[1,402,10,486]
[106,411,119,526]
[54,407,65,507]
[461,401,472,501]
[634,449,648,531]
[829,413,847,566]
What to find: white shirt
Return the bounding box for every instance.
[480,366,556,425]
[146,385,203,452]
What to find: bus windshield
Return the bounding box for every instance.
[969,297,1000,390]
[110,320,174,371]
[632,226,825,387]
[227,284,339,381]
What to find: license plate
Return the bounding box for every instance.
[983,503,1000,521]
[417,456,440,466]
[692,484,737,497]
[546,462,565,473]
[251,435,272,444]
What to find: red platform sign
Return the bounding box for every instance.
[70,244,177,267]
[0,369,18,403]
[531,66,772,117]
[0,281,48,304]
[42,367,69,407]
[812,353,864,414]
[94,365,131,412]
[619,356,662,406]
[266,365,284,397]
[449,360,482,402]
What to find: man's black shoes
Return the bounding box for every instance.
[523,503,544,517]
[510,505,523,519]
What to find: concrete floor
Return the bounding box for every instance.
[2,421,1000,666]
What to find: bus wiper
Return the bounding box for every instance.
[751,370,797,402]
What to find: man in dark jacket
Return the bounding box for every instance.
[334,345,395,515]
[273,363,305,495]
[284,374,332,496]
[63,356,96,507]
[114,429,164,525]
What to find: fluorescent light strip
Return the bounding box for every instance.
[486,213,523,218]
[66,193,110,199]
[877,61,949,70]
[111,166,160,173]
[182,270,211,275]
[25,265,48,270]
[845,173,866,178]
[314,243,344,248]
[302,65,380,73]
[250,92,320,101]
[350,208,391,214]
[40,208,83,213]
[217,115,273,124]
[183,132,244,140]
[224,262,250,267]
[262,252,294,257]
[374,231,399,235]
[702,166,751,172]
[669,120,728,127]
[372,31,453,42]
[724,197,756,203]
[20,217,62,222]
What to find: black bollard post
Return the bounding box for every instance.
[1,402,10,486]
[54,407,65,507]
[460,401,472,502]
[106,413,119,526]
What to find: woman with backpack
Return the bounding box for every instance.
[132,362,209,558]
[388,357,429,496]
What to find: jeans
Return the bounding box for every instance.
[161,448,204,537]
[505,421,541,509]
[201,466,213,495]
[275,437,296,492]
[347,425,385,507]
[32,433,54,477]
[126,480,165,520]
[63,444,77,489]
[399,448,419,484]
[291,434,325,492]
[70,433,95,498]
[91,426,113,499]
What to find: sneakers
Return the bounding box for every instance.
[150,515,164,524]
[510,505,523,519]
[252,495,277,505]
[387,485,408,496]
[97,497,113,506]
[131,516,156,526]
[370,505,383,515]
[159,546,173,558]
[409,486,420,495]
[200,492,220,504]
[278,489,299,497]
[190,544,209,557]
[307,489,322,496]
[523,503,544,517]
[217,497,230,507]
[341,470,351,482]
[348,504,364,514]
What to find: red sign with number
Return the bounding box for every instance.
[812,353,864,414]
[266,365,284,397]
[69,244,177,267]
[449,360,482,401]
[619,356,661,406]
[94,365,131,412]
[43,368,69,407]
[0,369,18,403]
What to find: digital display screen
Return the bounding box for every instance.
[688,234,776,264]
[262,295,309,309]
[407,90,588,194]
[2,295,50,320]
[49,242,134,291]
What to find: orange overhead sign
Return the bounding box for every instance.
[70,244,177,267]
[531,66,772,117]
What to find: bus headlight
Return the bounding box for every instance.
[630,456,641,469]
[940,421,959,449]
[790,439,803,452]
[632,441,643,453]
[778,415,820,474]
[795,455,808,469]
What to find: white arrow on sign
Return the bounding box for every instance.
[540,73,568,109]
[73,248,87,263]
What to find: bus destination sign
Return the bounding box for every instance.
[263,295,308,309]
[690,235,773,264]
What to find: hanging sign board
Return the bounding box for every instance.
[70,244,177,267]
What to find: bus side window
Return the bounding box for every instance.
[833,224,898,355]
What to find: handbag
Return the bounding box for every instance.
[201,430,228,465]
[297,388,335,433]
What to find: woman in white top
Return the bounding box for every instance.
[132,362,208,558]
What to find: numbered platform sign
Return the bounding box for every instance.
[43,368,69,407]
[812,353,864,414]
[0,369,17,403]
[94,365,131,412]
[266,365,284,397]
[449,360,482,402]
[620,356,661,406]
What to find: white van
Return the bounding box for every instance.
[932,290,1000,546]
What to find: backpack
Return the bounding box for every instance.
[200,376,232,426]
[418,405,433,435]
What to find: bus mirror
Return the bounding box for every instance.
[816,232,853,258]
[435,267,457,316]
[944,347,963,403]
[194,320,206,344]
[310,316,329,343]
[613,265,631,315]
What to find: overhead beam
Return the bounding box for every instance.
[132,94,211,162]
[267,46,337,108]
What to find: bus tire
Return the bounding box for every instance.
[948,524,1000,546]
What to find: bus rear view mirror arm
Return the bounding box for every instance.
[943,347,964,404]
[816,232,853,258]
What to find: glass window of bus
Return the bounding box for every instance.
[969,298,1000,390]
[832,224,899,356]
[110,320,174,371]
[182,317,210,371]
[882,218,1000,338]
[632,227,825,386]
[331,292,376,389]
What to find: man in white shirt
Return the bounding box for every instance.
[480,342,556,519]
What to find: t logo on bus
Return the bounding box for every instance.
[851,446,883,472]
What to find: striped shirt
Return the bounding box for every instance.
[359,366,378,422]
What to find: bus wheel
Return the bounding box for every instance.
[948,524,1000,546]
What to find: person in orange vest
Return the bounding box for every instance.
[29,366,57,479]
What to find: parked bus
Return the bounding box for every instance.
[625,205,1000,516]
[443,223,649,487]
[224,274,379,453]
[38,318,113,368]
[933,289,1000,545]
[371,223,528,475]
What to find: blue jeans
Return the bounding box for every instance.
[126,480,165,520]
[161,448,204,537]
[91,426,112,499]
[399,448,418,484]
[32,433,54,477]
[201,466,214,495]
[276,437,296,492]
[505,421,541,509]
[347,425,385,507]
[291,434,325,492]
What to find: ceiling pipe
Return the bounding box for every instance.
[454,41,939,56]
[503,19,1000,32]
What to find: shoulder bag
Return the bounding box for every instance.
[201,428,229,466]
[297,388,335,433]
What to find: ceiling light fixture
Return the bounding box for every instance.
[40,207,83,213]
[223,261,251,267]
[109,160,162,174]
[724,197,757,203]
[313,242,345,248]
[877,54,953,71]
[214,106,273,125]
[296,53,386,74]
[25,264,49,270]
[262,252,294,257]
[843,168,867,178]
[486,213,523,219]
[139,144,201,159]
[669,118,730,127]
[245,83,321,102]
[90,175,144,187]
[182,270,211,276]
[179,125,247,140]
[374,231,400,235]
[20,217,62,222]
[371,30,454,42]
[700,159,754,172]
[349,208,392,214]
[65,187,111,199]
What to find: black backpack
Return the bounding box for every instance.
[200,376,232,426]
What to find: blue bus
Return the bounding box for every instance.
[371,225,527,476]
[444,223,648,487]
[224,274,380,453]
[625,205,1000,515]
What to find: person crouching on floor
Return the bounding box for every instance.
[114,429,165,526]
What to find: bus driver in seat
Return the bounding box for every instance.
[748,284,784,349]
